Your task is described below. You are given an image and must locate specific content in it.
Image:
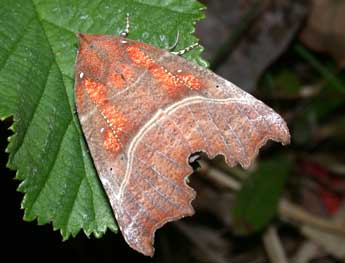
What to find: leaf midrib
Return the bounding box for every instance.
[21,0,96,228]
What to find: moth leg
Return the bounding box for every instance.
[120,13,130,37]
[166,31,180,51]
[171,42,199,56]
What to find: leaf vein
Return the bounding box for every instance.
[27,118,73,213]
[14,61,54,154]
[0,16,36,72]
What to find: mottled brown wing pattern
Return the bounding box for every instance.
[75,34,290,256]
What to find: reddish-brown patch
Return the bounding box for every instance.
[103,128,121,153]
[126,45,153,67]
[177,73,201,90]
[82,78,130,153]
[108,71,126,88]
[101,106,129,135]
[83,78,107,103]
[126,45,187,96]
[118,64,135,82]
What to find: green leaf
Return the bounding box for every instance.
[232,157,290,235]
[0,0,205,240]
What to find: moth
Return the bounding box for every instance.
[74,14,290,256]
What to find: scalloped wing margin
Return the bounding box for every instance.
[114,95,290,256]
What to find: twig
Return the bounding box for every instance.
[292,241,320,263]
[199,160,241,190]
[262,226,288,263]
[200,161,345,236]
[279,199,345,236]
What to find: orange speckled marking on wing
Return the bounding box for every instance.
[176,73,201,90]
[83,78,107,102]
[126,45,201,95]
[103,128,121,153]
[82,78,130,154]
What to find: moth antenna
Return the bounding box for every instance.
[120,13,130,37]
[171,42,199,56]
[166,31,180,51]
